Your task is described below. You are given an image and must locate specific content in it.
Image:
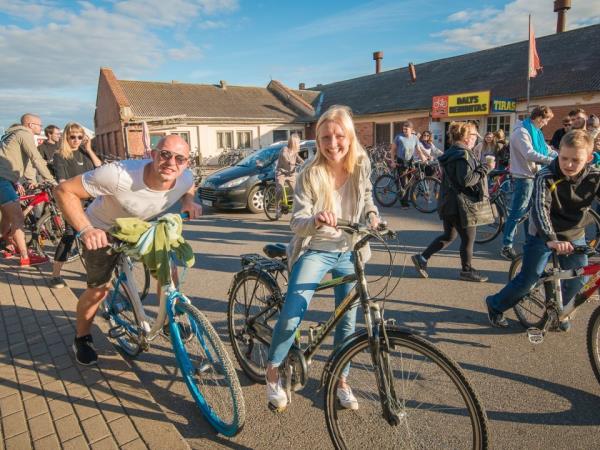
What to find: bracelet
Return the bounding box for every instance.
[76,225,94,238]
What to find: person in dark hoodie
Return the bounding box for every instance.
[485,130,598,330]
[411,121,492,282]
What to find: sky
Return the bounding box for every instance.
[1,0,599,132]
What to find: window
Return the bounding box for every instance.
[171,131,190,144]
[217,131,233,149]
[272,130,288,142]
[375,123,391,144]
[150,133,165,148]
[236,131,252,149]
[486,115,511,135]
[293,130,303,139]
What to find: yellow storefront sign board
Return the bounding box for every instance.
[447,91,490,117]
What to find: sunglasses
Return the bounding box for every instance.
[68,135,84,140]
[158,149,188,165]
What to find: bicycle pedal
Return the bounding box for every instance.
[108,326,126,339]
[527,327,544,344]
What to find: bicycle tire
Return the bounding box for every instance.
[104,272,142,356]
[374,174,399,207]
[508,255,548,329]
[133,261,151,302]
[172,301,245,436]
[324,329,489,450]
[33,212,80,263]
[227,268,282,383]
[586,304,600,386]
[410,176,440,213]
[263,184,281,221]
[473,196,504,244]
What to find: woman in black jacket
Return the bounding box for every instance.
[49,123,102,288]
[411,121,493,282]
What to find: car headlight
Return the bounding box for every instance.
[219,176,249,189]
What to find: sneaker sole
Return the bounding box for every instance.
[337,398,359,410]
[460,276,488,282]
[268,401,287,412]
[71,343,98,366]
[483,297,509,328]
[410,255,429,279]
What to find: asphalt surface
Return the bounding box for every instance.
[61,204,600,449]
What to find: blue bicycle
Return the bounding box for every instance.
[100,214,245,436]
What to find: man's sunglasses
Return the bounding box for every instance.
[157,149,188,165]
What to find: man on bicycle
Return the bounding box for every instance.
[0,114,56,266]
[55,135,202,365]
[389,121,430,208]
[485,130,599,330]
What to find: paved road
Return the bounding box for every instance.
[62,205,600,449]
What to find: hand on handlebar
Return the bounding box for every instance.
[81,228,109,251]
[547,240,574,255]
[314,211,337,228]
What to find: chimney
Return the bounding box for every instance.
[408,62,416,82]
[373,51,383,74]
[299,82,306,90]
[219,80,227,90]
[554,0,571,33]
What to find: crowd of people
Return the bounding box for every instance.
[1,103,599,411]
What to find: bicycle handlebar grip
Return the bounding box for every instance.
[180,212,190,220]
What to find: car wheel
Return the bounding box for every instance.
[247,185,264,213]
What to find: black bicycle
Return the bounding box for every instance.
[227,220,488,449]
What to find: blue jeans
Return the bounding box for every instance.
[268,250,356,376]
[502,178,534,248]
[488,234,587,314]
[0,178,18,206]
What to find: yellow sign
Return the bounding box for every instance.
[447,91,490,117]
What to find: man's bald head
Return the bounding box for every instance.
[156,134,190,156]
[20,114,42,135]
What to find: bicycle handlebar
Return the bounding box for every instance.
[336,219,395,239]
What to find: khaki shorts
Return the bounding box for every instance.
[81,246,120,288]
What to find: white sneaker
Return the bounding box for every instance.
[265,375,288,410]
[337,385,359,410]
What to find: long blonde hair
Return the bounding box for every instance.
[300,105,367,211]
[58,122,85,160]
[288,133,300,153]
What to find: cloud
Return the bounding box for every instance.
[436,0,600,50]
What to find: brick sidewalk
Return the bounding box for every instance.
[0,260,190,450]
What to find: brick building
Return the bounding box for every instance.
[305,23,600,149]
[94,68,318,159]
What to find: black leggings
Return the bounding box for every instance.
[422,216,475,271]
[54,224,76,263]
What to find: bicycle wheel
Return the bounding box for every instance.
[132,260,151,301]
[374,174,399,207]
[509,255,548,329]
[410,176,441,213]
[104,272,142,356]
[171,300,245,436]
[263,184,281,221]
[324,329,488,449]
[474,196,505,244]
[227,269,282,382]
[586,305,600,385]
[33,212,79,263]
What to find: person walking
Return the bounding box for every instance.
[49,123,102,288]
[500,106,557,260]
[411,121,492,282]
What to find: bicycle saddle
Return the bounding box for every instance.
[263,243,287,259]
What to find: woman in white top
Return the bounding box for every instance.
[265,105,379,411]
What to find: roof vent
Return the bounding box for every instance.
[220,80,227,90]
[554,0,571,33]
[373,51,383,74]
[299,82,306,90]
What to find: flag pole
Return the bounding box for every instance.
[526,14,531,114]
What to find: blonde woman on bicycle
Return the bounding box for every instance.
[265,105,379,411]
[274,133,304,210]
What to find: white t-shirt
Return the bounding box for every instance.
[82,159,194,230]
[308,179,352,252]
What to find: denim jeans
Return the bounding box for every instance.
[268,250,356,376]
[502,178,534,248]
[488,233,587,314]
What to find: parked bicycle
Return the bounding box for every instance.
[263,180,293,221]
[373,160,441,213]
[100,213,245,436]
[227,220,488,449]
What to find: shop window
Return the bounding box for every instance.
[217,131,233,149]
[237,131,252,149]
[375,123,391,144]
[486,116,511,135]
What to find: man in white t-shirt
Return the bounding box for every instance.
[55,135,202,365]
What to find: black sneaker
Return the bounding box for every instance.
[411,254,429,278]
[459,269,488,282]
[49,276,66,289]
[500,246,517,261]
[484,297,509,328]
[72,335,98,366]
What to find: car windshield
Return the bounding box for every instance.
[236,145,283,167]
